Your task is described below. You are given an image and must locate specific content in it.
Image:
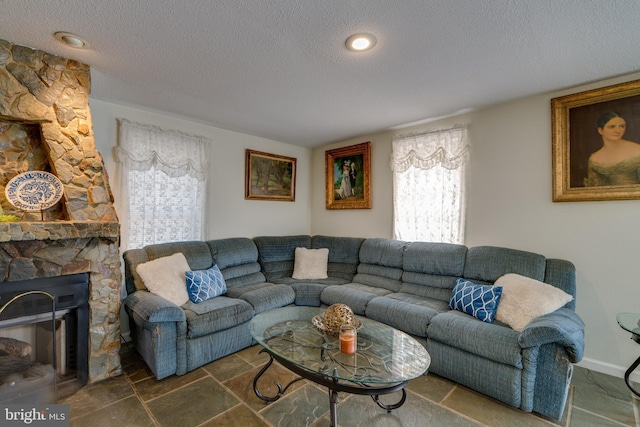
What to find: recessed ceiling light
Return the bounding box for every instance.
[54,32,89,49]
[345,33,377,52]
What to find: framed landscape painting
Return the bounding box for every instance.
[551,79,640,202]
[245,149,296,201]
[325,142,371,209]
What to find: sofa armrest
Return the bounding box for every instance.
[518,308,585,363]
[124,290,186,323]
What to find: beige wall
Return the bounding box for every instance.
[311,72,640,380]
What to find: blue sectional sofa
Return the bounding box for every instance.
[122,235,584,421]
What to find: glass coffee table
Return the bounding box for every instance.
[248,306,430,427]
[617,312,640,397]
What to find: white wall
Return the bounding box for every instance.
[89,99,312,239]
[311,72,640,380]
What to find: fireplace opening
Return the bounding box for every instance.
[0,273,89,403]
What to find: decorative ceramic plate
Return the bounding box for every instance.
[311,314,363,336]
[5,171,64,211]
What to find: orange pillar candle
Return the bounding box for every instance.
[339,325,357,354]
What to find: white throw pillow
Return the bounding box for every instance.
[494,273,573,331]
[292,247,329,280]
[136,252,190,306]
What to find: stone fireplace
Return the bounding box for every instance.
[0,39,122,385]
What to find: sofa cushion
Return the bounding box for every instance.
[254,235,312,280]
[123,248,151,294]
[320,283,393,315]
[494,273,573,331]
[207,238,266,288]
[292,247,329,279]
[400,241,467,302]
[403,241,467,276]
[359,238,406,267]
[428,310,522,368]
[287,282,329,306]
[449,278,503,323]
[125,241,213,294]
[311,235,364,280]
[145,241,213,271]
[463,246,546,284]
[136,252,190,306]
[186,265,227,303]
[207,237,259,269]
[183,297,254,338]
[225,282,295,313]
[353,238,406,292]
[544,258,577,310]
[365,293,450,337]
[270,276,351,306]
[220,263,265,288]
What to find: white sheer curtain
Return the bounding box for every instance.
[390,125,469,244]
[113,119,211,250]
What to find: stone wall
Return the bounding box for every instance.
[0,39,122,383]
[0,39,117,221]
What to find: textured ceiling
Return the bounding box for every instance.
[1,0,640,147]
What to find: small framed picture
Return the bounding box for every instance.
[325,142,371,209]
[551,79,640,202]
[245,150,296,201]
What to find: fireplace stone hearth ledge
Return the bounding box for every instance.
[0,221,119,242]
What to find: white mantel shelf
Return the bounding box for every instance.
[0,221,120,242]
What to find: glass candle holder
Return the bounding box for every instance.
[339,325,357,354]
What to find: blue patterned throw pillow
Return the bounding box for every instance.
[185,265,227,303]
[449,278,503,323]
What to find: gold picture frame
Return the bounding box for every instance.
[551,79,640,202]
[325,142,371,209]
[245,149,296,201]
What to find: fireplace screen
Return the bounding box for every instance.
[0,273,89,403]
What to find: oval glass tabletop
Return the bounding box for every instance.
[249,306,430,386]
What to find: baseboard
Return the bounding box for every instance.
[577,357,640,383]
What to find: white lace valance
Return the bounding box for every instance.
[390,124,469,244]
[114,119,211,181]
[390,125,469,173]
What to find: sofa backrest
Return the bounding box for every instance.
[123,241,213,294]
[400,241,468,302]
[253,235,311,280]
[462,246,577,310]
[206,237,266,288]
[544,258,577,310]
[463,246,546,284]
[353,238,406,292]
[311,235,365,281]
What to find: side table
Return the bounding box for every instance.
[617,312,640,397]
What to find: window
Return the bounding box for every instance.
[390,125,469,244]
[114,119,210,250]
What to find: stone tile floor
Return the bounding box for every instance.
[60,344,639,427]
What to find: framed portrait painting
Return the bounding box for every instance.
[325,142,371,209]
[245,149,296,201]
[551,79,640,202]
